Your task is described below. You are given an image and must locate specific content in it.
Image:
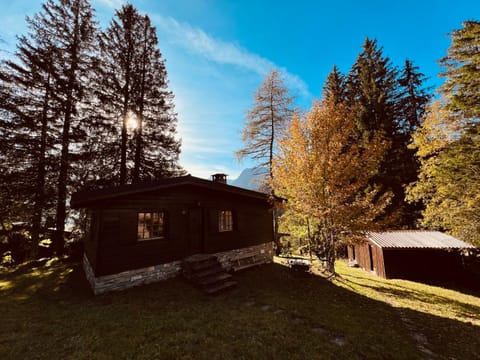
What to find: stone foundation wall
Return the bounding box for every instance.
[83,254,182,295]
[83,242,274,295]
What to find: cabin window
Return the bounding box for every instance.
[218,210,233,232]
[137,212,165,241]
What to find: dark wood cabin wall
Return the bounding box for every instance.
[90,185,273,276]
[383,249,464,280]
[83,210,99,270]
[204,201,272,253]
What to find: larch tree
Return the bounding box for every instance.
[273,99,390,275]
[237,69,294,183]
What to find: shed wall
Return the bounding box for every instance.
[382,249,465,280]
[350,242,386,278]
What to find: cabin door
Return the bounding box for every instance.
[188,208,204,254]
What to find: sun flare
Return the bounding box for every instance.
[126,111,139,131]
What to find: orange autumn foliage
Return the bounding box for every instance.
[273,99,391,273]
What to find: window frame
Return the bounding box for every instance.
[218,210,234,233]
[137,211,166,241]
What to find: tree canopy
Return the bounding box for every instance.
[273,99,390,274]
[237,69,294,182]
[0,0,182,262]
[408,21,480,246]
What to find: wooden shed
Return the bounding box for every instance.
[347,231,476,280]
[70,174,275,293]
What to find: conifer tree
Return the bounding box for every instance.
[97,4,181,185]
[346,38,398,140]
[28,0,98,254]
[408,21,480,245]
[398,60,431,134]
[439,20,480,121]
[393,59,432,225]
[0,21,61,257]
[345,39,431,227]
[323,65,346,104]
[237,70,294,182]
[407,102,480,246]
[130,12,181,182]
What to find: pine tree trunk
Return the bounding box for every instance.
[54,3,80,255]
[133,22,148,183]
[120,58,132,185]
[54,105,72,255]
[30,71,51,258]
[120,108,128,185]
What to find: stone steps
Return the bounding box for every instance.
[183,254,237,294]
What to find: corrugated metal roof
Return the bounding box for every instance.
[366,231,476,249]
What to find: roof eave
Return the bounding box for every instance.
[71,176,271,208]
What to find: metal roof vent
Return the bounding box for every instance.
[211,173,227,184]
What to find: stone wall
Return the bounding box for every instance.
[215,242,274,271]
[83,242,274,295]
[83,254,182,295]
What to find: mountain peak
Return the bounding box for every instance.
[229,167,267,191]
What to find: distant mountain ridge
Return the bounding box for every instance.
[229,167,267,191]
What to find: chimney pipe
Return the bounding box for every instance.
[211,173,227,184]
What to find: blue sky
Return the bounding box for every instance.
[1,0,478,179]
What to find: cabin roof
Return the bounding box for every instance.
[70,175,272,208]
[366,231,476,250]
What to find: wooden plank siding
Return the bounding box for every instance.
[85,185,273,277]
[349,238,467,280]
[348,242,386,278]
[83,209,100,270]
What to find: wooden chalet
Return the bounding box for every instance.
[347,231,476,280]
[71,174,275,294]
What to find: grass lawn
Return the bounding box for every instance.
[1,257,479,359]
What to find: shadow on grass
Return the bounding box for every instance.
[1,260,479,359]
[345,278,480,322]
[410,272,480,297]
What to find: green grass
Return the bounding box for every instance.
[1,258,479,359]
